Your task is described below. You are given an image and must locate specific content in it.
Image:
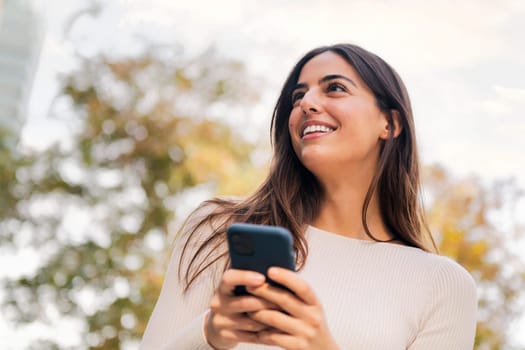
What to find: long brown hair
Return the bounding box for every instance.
[179,43,436,291]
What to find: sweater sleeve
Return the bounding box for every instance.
[139,202,226,350]
[408,257,478,350]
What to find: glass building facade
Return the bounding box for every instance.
[0,0,43,145]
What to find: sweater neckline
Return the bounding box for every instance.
[305,225,425,252]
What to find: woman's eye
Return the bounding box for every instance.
[327,82,346,93]
[292,92,305,105]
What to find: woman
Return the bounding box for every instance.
[140,44,477,349]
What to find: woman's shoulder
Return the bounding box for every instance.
[396,248,477,308]
[393,247,476,295]
[172,197,242,286]
[306,226,475,286]
[427,253,477,293]
[179,196,243,239]
[394,245,476,292]
[385,248,477,315]
[377,238,476,290]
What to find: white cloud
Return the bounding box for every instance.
[480,86,525,129]
[24,0,525,182]
[416,81,525,182]
[107,0,525,74]
[493,86,525,105]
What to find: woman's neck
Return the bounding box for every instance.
[312,182,392,242]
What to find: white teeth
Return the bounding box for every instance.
[303,125,335,136]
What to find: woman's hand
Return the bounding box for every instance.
[246,267,340,350]
[204,269,279,350]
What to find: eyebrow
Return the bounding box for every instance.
[292,74,358,92]
[321,74,357,87]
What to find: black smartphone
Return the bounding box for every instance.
[227,223,296,295]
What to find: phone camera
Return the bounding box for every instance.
[230,233,254,256]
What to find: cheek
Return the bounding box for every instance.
[288,111,298,131]
[288,111,302,154]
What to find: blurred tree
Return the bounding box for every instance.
[0,128,15,216]
[424,165,525,350]
[0,127,25,245]
[1,47,265,349]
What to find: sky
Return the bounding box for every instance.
[4,0,525,348]
[23,0,525,186]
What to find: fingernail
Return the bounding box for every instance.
[250,274,265,283]
[268,267,279,276]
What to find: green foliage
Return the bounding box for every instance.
[1,128,17,214]
[1,48,265,349]
[0,127,32,245]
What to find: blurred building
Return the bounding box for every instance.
[0,0,43,147]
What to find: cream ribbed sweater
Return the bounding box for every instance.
[140,217,477,349]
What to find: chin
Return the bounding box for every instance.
[300,156,330,176]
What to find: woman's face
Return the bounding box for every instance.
[288,51,389,180]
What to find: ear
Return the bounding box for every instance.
[379,109,403,140]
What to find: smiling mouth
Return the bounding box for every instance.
[302,125,335,138]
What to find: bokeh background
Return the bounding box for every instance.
[1,0,525,349]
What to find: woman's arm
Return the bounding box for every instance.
[139,203,223,350]
[408,258,478,350]
[139,202,275,350]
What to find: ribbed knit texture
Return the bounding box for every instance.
[140,217,477,350]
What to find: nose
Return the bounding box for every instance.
[299,89,322,115]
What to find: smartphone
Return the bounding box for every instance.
[227,223,296,295]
